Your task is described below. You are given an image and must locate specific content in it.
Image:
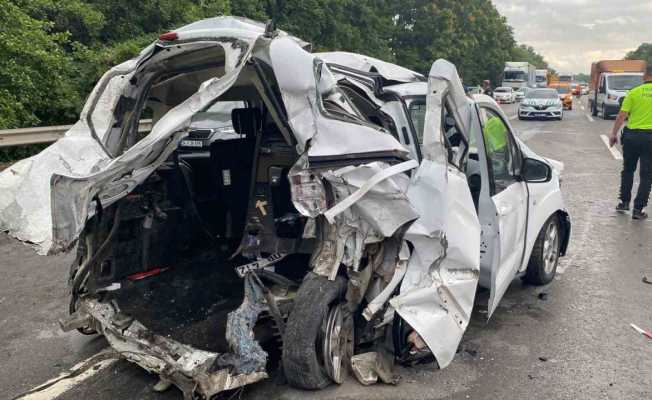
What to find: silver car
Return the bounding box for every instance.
[518,88,564,120]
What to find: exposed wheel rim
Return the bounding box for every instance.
[542,222,560,274]
[320,304,353,384]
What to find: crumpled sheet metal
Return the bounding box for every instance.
[390,162,480,369]
[269,38,411,159]
[315,51,424,83]
[215,275,267,374]
[82,299,267,399]
[0,129,110,254]
[317,161,419,276]
[0,35,253,254]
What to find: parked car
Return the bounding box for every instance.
[514,87,529,102]
[493,86,516,103]
[0,18,571,399]
[518,88,564,120]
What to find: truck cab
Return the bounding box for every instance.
[592,72,643,119]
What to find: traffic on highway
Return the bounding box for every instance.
[1,4,651,400]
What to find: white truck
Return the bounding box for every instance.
[502,62,536,89]
[589,60,647,119]
[535,69,548,88]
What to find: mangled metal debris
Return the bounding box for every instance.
[0,14,570,398]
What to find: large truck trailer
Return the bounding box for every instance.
[502,62,536,89]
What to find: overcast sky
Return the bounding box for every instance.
[492,0,652,74]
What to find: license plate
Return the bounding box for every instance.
[181,140,203,148]
[535,113,547,117]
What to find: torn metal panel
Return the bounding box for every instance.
[318,161,419,276]
[81,298,267,399]
[215,275,267,374]
[315,52,424,84]
[268,38,411,159]
[391,162,480,369]
[2,44,250,254]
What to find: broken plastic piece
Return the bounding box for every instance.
[630,323,652,340]
[127,267,168,281]
[350,352,399,386]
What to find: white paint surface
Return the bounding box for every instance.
[600,134,623,160]
[16,357,117,400]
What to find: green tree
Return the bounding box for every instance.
[510,44,548,68]
[0,0,79,128]
[575,73,590,83]
[626,43,652,66]
[391,0,515,85]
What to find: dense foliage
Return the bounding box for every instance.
[0,0,550,162]
[626,43,652,67]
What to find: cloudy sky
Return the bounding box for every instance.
[492,0,652,74]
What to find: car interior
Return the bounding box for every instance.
[76,45,314,357]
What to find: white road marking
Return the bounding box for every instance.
[15,354,117,400]
[585,113,595,122]
[509,114,518,120]
[600,134,623,160]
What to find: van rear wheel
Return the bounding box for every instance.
[282,273,353,389]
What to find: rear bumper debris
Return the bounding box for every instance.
[79,298,267,399]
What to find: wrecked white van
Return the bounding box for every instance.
[0,17,570,399]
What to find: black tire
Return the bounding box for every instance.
[282,272,348,390]
[601,103,607,119]
[591,101,597,116]
[524,215,561,285]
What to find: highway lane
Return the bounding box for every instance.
[2,96,651,400]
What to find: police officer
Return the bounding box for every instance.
[609,65,652,220]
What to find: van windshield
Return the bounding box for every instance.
[608,75,643,91]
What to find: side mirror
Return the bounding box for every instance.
[521,158,552,183]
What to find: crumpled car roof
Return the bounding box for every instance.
[315,51,425,84]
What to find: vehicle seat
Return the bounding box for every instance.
[209,108,260,240]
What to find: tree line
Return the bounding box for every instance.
[0,0,550,135]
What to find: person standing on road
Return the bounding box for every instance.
[482,80,493,98]
[609,66,652,220]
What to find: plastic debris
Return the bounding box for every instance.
[351,352,399,386]
[630,323,652,340]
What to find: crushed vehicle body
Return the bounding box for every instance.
[0,18,570,399]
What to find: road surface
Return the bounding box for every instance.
[2,97,651,400]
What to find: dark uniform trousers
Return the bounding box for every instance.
[620,128,652,209]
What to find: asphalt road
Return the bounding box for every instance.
[2,97,651,400]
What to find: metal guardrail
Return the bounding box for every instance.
[0,120,153,147]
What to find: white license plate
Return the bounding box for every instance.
[181,140,203,148]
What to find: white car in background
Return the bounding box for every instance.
[514,87,529,102]
[493,86,516,103]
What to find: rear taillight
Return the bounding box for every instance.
[290,171,327,218]
[159,32,178,41]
